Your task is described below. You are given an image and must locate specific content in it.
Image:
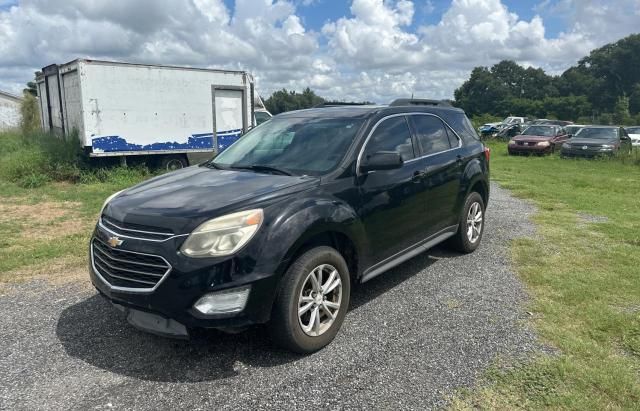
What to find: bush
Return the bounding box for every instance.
[0,130,158,188]
[471,114,502,130]
[20,93,41,135]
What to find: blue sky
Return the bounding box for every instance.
[0,0,638,101]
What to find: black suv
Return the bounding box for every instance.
[90,99,490,353]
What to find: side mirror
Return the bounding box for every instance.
[360,151,403,173]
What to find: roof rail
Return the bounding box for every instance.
[389,98,452,107]
[314,101,372,108]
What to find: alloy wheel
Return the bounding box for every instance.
[466,202,483,243]
[298,264,342,337]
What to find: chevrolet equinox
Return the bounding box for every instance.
[90,99,490,353]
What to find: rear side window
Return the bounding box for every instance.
[364,116,415,161]
[409,115,452,156]
[446,112,480,143]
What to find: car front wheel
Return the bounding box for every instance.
[270,246,351,353]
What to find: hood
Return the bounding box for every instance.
[567,138,618,146]
[104,166,318,233]
[512,135,553,142]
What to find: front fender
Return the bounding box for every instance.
[263,196,366,277]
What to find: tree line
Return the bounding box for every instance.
[454,34,640,125]
[262,34,640,126]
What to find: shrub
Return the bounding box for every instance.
[0,130,160,188]
[20,93,41,135]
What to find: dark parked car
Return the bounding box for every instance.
[507,125,568,155]
[561,126,633,158]
[90,99,490,353]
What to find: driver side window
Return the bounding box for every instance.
[363,117,415,162]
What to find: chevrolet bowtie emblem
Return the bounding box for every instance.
[108,236,124,248]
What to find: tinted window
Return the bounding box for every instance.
[446,112,479,142]
[364,116,415,161]
[522,125,556,137]
[575,127,618,140]
[410,115,452,155]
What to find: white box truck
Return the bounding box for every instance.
[36,59,271,169]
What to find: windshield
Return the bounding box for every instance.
[575,127,618,140]
[565,126,582,134]
[503,117,518,124]
[521,126,556,137]
[626,127,640,134]
[212,117,364,175]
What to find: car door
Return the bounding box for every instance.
[358,115,430,262]
[408,114,463,236]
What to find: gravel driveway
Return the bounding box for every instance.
[0,183,538,410]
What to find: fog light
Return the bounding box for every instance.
[193,286,250,315]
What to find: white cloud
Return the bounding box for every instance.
[0,0,638,102]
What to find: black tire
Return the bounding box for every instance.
[447,192,485,254]
[160,155,188,171]
[270,246,351,353]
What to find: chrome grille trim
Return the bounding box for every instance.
[98,218,188,243]
[91,238,172,293]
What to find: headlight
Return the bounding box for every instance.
[508,139,516,145]
[600,145,614,149]
[562,142,571,149]
[181,209,264,258]
[100,190,124,215]
[536,141,550,147]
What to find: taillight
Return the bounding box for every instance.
[484,146,491,162]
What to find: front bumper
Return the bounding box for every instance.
[560,147,614,158]
[89,224,282,333]
[508,143,553,155]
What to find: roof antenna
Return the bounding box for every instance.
[411,92,414,99]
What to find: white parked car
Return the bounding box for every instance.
[624,126,640,147]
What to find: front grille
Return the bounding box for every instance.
[91,238,171,290]
[101,216,174,241]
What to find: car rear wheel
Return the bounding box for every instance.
[447,192,485,253]
[270,246,350,353]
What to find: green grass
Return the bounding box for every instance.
[0,131,159,282]
[454,143,640,409]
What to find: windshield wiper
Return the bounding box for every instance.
[230,164,293,176]
[203,161,227,170]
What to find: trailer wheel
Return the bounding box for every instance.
[160,155,188,171]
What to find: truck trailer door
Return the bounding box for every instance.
[212,86,247,152]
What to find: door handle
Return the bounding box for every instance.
[412,170,426,182]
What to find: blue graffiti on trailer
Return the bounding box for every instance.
[91,129,243,153]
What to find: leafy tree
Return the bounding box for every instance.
[629,83,640,115]
[20,92,41,134]
[454,33,640,122]
[264,88,325,114]
[613,95,631,125]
